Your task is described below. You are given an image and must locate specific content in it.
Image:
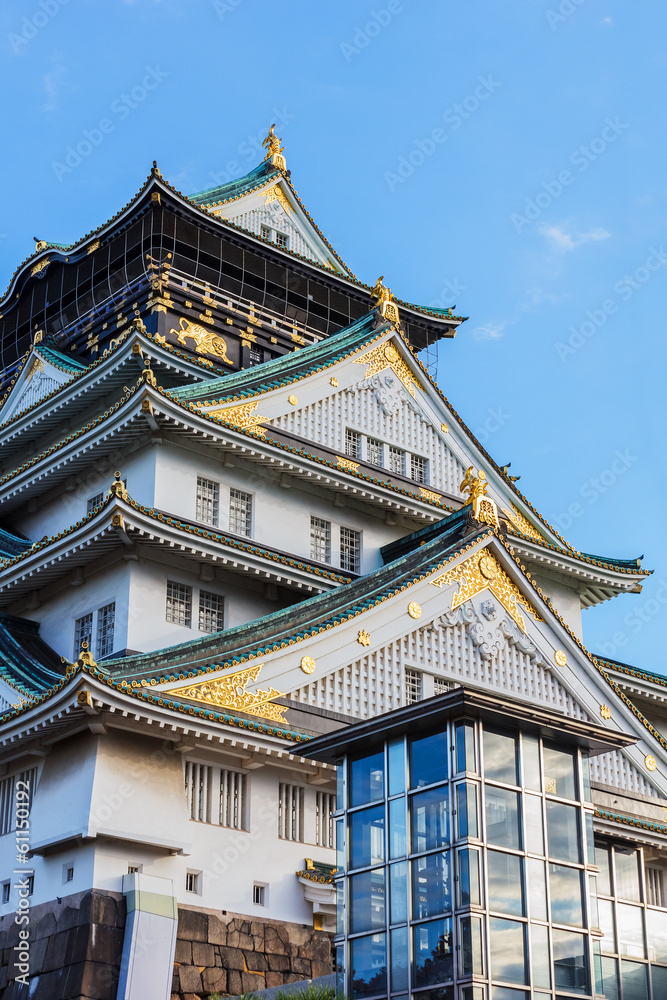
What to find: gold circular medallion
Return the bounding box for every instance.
[330,377,338,387]
[600,704,612,720]
[479,552,497,580]
[645,755,657,772]
[408,602,422,620]
[554,650,568,667]
[300,656,316,675]
[288,394,298,405]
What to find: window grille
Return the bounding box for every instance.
[278,783,304,842]
[249,348,262,366]
[367,438,383,466]
[96,602,115,658]
[316,791,336,848]
[220,770,246,830]
[184,762,212,823]
[127,865,142,875]
[405,668,423,705]
[345,429,361,459]
[196,476,219,525]
[646,866,664,907]
[198,591,224,634]
[0,768,38,837]
[166,581,192,627]
[1,883,9,904]
[73,613,93,659]
[389,446,404,475]
[86,492,104,513]
[229,488,252,537]
[310,516,331,563]
[434,677,450,696]
[275,231,289,250]
[340,527,361,574]
[253,883,266,905]
[185,871,199,893]
[410,454,428,484]
[261,224,271,240]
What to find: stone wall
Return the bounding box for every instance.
[172,905,332,999]
[0,889,125,1000]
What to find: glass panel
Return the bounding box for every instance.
[350,805,385,869]
[485,786,521,849]
[581,752,592,802]
[389,797,407,859]
[335,944,344,996]
[337,763,344,807]
[549,863,583,926]
[336,880,344,936]
[543,744,577,800]
[552,928,589,995]
[596,843,612,895]
[411,788,449,853]
[598,897,616,953]
[461,988,485,1000]
[488,917,527,985]
[457,848,481,908]
[621,959,649,1000]
[522,734,541,791]
[593,939,602,994]
[615,846,642,901]
[546,801,580,862]
[455,721,476,774]
[410,731,448,788]
[456,783,478,840]
[412,917,453,987]
[350,751,385,807]
[351,932,387,998]
[459,914,483,976]
[588,874,599,929]
[390,862,408,925]
[585,812,595,865]
[350,869,386,933]
[531,923,551,988]
[526,857,547,921]
[483,729,518,785]
[492,991,528,1000]
[336,818,345,869]
[600,956,620,1000]
[487,850,524,916]
[525,794,544,856]
[388,737,406,797]
[412,852,451,919]
[652,965,667,1000]
[617,903,645,958]
[646,905,667,962]
[391,926,408,992]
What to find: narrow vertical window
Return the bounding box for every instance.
[345,429,361,459]
[220,770,246,830]
[198,591,224,633]
[184,761,212,823]
[86,492,104,514]
[389,446,404,475]
[73,613,93,659]
[96,602,115,658]
[340,527,361,573]
[410,454,427,484]
[275,231,289,250]
[310,516,331,562]
[404,668,422,705]
[229,488,252,537]
[367,438,383,466]
[316,791,336,848]
[196,476,219,525]
[278,783,304,841]
[166,581,192,627]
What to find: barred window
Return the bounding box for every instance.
[261,224,271,240]
[278,783,304,842]
[345,429,361,459]
[0,768,38,837]
[405,668,423,705]
[410,454,428,484]
[73,613,93,659]
[229,488,252,537]
[86,492,104,514]
[185,871,200,893]
[199,591,224,634]
[340,527,361,574]
[166,581,192,627]
[220,770,246,830]
[367,438,383,467]
[646,866,664,907]
[434,676,450,696]
[389,446,404,475]
[316,791,336,848]
[310,516,331,563]
[275,231,289,250]
[253,883,266,905]
[184,761,212,823]
[96,602,115,658]
[249,348,262,366]
[196,476,219,525]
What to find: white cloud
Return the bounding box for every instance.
[539,223,610,253]
[601,17,614,25]
[42,60,69,112]
[473,321,507,341]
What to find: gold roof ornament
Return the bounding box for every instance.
[354,340,424,398]
[78,641,97,668]
[370,276,400,326]
[141,357,157,386]
[460,466,500,528]
[262,124,286,171]
[109,471,129,501]
[164,664,288,723]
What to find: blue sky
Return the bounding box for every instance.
[1,0,666,672]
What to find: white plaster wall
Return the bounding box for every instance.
[29,732,99,853]
[532,572,583,639]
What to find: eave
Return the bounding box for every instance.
[596,657,667,705]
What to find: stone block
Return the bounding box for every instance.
[202,965,227,993]
[79,961,118,1000]
[174,937,192,964]
[87,923,124,965]
[264,926,286,954]
[268,953,290,971]
[244,950,267,972]
[242,971,266,992]
[178,964,203,993]
[177,907,208,943]
[28,933,49,974]
[58,902,85,933]
[192,940,215,967]
[226,929,240,947]
[311,935,332,962]
[284,972,306,984]
[90,892,119,929]
[266,970,285,988]
[250,920,265,938]
[32,911,58,942]
[238,931,253,949]
[218,944,245,970]
[286,924,311,947]
[208,914,227,945]
[291,957,313,976]
[312,960,334,978]
[227,968,243,995]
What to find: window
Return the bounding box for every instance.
[1,882,9,904]
[127,865,142,875]
[340,526,361,573]
[275,231,289,249]
[389,446,404,474]
[63,865,74,884]
[310,516,331,563]
[405,668,422,705]
[434,677,450,696]
[261,224,271,240]
[26,875,34,897]
[248,347,262,366]
[229,488,252,536]
[0,767,38,837]
[261,224,289,250]
[220,769,246,830]
[345,428,361,459]
[185,871,200,894]
[198,591,224,634]
[278,783,304,842]
[96,602,115,658]
[317,791,336,848]
[410,454,427,484]
[166,581,192,627]
[253,883,266,905]
[73,612,93,659]
[646,866,664,907]
[87,492,104,513]
[196,476,219,525]
[184,761,212,823]
[367,438,383,466]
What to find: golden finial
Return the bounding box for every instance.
[141,357,157,386]
[370,276,400,326]
[262,124,286,170]
[109,471,129,500]
[460,467,499,528]
[78,640,97,668]
[33,237,48,252]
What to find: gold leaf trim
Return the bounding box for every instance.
[354,341,423,398]
[164,664,287,723]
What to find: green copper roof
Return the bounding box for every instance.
[0,528,32,561]
[189,160,281,207]
[36,343,88,374]
[0,613,65,698]
[595,656,667,687]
